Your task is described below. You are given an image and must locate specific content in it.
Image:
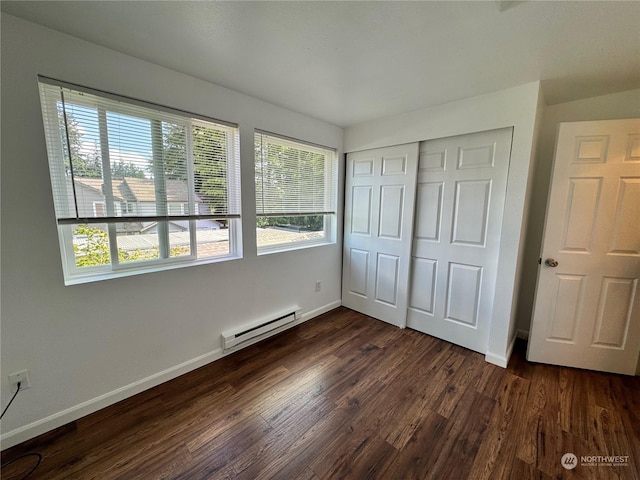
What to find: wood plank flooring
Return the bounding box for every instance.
[2,307,639,479]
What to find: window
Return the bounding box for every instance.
[254,131,337,253]
[39,77,241,285]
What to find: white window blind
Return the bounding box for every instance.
[38,77,242,284]
[39,78,241,224]
[255,131,337,217]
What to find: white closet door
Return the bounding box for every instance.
[342,143,419,327]
[527,119,640,375]
[407,128,513,353]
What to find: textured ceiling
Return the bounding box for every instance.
[2,1,639,127]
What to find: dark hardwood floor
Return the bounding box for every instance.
[2,307,639,479]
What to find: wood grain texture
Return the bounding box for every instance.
[2,307,639,480]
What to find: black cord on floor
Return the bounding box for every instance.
[1,452,43,480]
[1,382,21,419]
[1,382,43,479]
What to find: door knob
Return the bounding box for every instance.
[544,258,559,267]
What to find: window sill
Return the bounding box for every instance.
[257,239,335,256]
[62,253,242,286]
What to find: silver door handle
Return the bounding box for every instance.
[544,258,559,267]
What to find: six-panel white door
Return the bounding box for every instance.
[527,119,640,375]
[407,128,513,354]
[342,143,419,327]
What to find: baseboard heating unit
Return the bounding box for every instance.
[221,306,302,351]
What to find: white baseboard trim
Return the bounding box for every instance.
[0,300,342,450]
[485,351,508,368]
[302,300,342,322]
[0,349,223,450]
[485,335,517,369]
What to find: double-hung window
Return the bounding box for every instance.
[254,131,338,253]
[39,77,241,285]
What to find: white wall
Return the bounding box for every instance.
[345,82,542,368]
[0,14,343,448]
[516,88,640,335]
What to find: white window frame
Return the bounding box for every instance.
[254,131,338,255]
[39,77,242,285]
[92,201,106,217]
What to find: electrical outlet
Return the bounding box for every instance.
[315,280,322,293]
[9,370,31,389]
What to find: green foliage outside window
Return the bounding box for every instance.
[162,123,229,214]
[255,136,327,233]
[73,225,186,267]
[256,215,324,231]
[60,110,146,179]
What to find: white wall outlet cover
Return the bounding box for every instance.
[8,370,32,389]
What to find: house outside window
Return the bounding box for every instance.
[254,131,338,253]
[39,77,241,284]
